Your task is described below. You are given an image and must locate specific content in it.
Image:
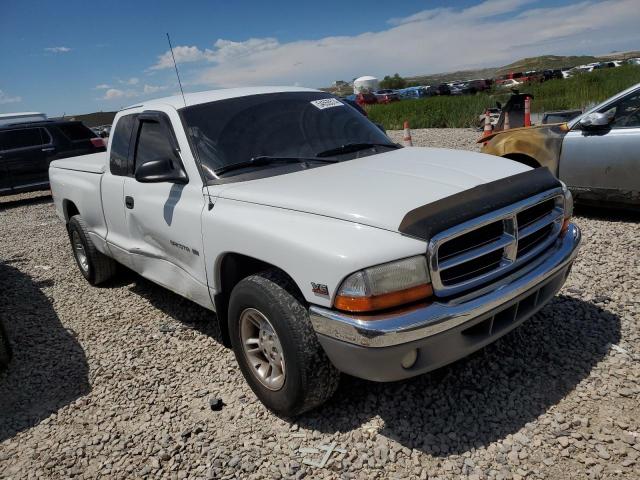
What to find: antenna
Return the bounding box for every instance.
[166,32,187,108]
[165,34,214,209]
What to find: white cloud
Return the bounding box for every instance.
[149,38,281,71]
[101,88,137,100]
[97,84,171,102]
[0,89,22,104]
[463,0,536,18]
[119,77,140,85]
[209,38,279,62]
[94,84,111,90]
[170,0,639,89]
[150,46,214,70]
[45,46,71,53]
[389,0,534,25]
[142,84,169,94]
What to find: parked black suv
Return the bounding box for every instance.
[0,120,106,196]
[426,83,451,96]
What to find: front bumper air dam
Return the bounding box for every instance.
[309,223,581,382]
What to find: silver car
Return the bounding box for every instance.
[482,82,640,208]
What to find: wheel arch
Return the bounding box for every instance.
[502,153,542,169]
[62,199,80,222]
[213,252,305,347]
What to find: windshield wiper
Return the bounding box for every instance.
[215,156,338,176]
[315,142,400,158]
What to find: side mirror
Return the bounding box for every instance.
[135,157,188,184]
[579,111,613,129]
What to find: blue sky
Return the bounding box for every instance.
[1,0,638,116]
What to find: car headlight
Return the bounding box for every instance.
[334,256,433,313]
[561,183,574,235]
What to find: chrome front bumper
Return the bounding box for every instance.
[310,223,581,349]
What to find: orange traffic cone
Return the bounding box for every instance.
[524,96,531,127]
[503,111,510,130]
[403,120,413,147]
[482,110,492,138]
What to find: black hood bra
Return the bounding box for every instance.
[398,167,562,241]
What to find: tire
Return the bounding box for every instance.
[0,321,11,370]
[68,215,117,285]
[228,269,340,416]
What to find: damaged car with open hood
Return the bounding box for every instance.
[481,83,640,208]
[48,87,581,415]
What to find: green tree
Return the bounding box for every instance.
[379,73,407,90]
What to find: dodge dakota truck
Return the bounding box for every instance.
[49,87,581,416]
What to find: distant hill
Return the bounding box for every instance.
[404,67,497,87]
[406,52,640,86]
[63,111,117,127]
[494,55,599,75]
[324,51,640,92]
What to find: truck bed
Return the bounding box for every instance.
[50,152,106,174]
[49,153,109,251]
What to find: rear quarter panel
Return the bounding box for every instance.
[49,164,108,252]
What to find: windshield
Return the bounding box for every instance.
[181,91,393,180]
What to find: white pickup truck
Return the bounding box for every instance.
[50,87,581,415]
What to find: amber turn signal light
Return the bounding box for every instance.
[334,283,433,313]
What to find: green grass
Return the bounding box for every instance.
[368,65,640,129]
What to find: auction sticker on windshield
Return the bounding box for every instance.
[310,98,344,110]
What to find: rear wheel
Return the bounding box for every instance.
[68,215,117,285]
[228,269,340,416]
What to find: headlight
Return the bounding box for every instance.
[334,256,433,313]
[561,183,574,235]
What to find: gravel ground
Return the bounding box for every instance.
[1,128,639,480]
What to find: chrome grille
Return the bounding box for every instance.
[427,188,564,296]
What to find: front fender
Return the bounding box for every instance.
[203,198,427,308]
[482,125,568,175]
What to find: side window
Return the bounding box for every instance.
[134,120,175,169]
[599,91,640,128]
[57,123,95,141]
[0,128,44,150]
[40,128,52,145]
[109,115,135,176]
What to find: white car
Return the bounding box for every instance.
[0,111,47,126]
[498,79,522,89]
[49,87,581,415]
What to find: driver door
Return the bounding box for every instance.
[559,88,640,205]
[122,112,211,307]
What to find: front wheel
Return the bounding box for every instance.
[228,270,340,416]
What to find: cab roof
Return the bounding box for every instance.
[125,86,322,111]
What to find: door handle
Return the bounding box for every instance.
[125,196,134,209]
[41,147,55,152]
